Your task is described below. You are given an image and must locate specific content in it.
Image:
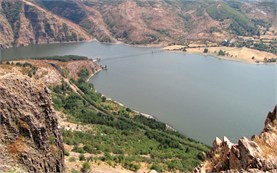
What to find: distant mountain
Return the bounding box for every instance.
[0,0,91,48]
[0,0,276,48]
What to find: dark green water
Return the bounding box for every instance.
[1,41,276,144]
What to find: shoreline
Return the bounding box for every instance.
[106,96,177,132]
[1,39,96,50]
[1,39,165,50]
[86,66,102,82]
[88,73,177,132]
[2,40,276,65]
[163,45,277,65]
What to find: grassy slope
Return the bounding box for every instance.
[50,65,209,172]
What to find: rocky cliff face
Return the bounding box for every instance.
[0,0,91,48]
[0,73,64,172]
[195,106,277,173]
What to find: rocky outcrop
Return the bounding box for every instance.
[0,0,91,48]
[194,106,277,173]
[0,73,64,172]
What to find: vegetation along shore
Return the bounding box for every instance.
[0,55,209,172]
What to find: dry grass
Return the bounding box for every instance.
[163,45,186,51]
[7,136,26,155]
[185,46,276,63]
[163,45,277,64]
[253,137,277,158]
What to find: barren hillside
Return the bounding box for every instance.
[0,0,276,48]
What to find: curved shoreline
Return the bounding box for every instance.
[2,40,276,65]
[163,45,277,65]
[88,73,178,132]
[0,39,165,50]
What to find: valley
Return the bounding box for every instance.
[0,0,276,172]
[0,56,209,172]
[0,0,276,55]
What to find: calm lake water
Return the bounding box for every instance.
[1,41,276,144]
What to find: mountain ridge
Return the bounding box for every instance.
[0,0,276,49]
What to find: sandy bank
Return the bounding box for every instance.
[163,45,277,64]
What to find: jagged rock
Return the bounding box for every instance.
[0,73,64,172]
[194,106,277,173]
[213,137,222,148]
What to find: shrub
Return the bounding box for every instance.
[79,154,85,161]
[22,62,32,68]
[71,169,79,173]
[73,146,85,154]
[64,150,70,156]
[81,162,91,173]
[102,96,106,102]
[83,144,93,153]
[218,49,225,56]
[69,157,76,162]
[150,163,163,172]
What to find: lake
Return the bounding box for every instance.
[1,41,276,145]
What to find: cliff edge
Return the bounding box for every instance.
[0,73,64,172]
[194,106,277,173]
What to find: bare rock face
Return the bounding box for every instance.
[0,0,91,48]
[0,73,64,172]
[195,106,277,173]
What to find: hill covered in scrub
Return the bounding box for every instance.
[0,0,276,48]
[0,56,209,172]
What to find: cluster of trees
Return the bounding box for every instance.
[220,39,277,54]
[264,58,277,63]
[29,55,88,62]
[4,61,38,77]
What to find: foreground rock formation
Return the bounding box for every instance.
[0,73,64,172]
[195,106,277,173]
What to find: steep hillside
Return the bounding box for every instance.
[0,0,276,48]
[0,0,91,48]
[194,106,277,173]
[0,72,64,172]
[36,0,276,45]
[1,57,209,172]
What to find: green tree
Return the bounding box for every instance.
[218,49,225,56]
